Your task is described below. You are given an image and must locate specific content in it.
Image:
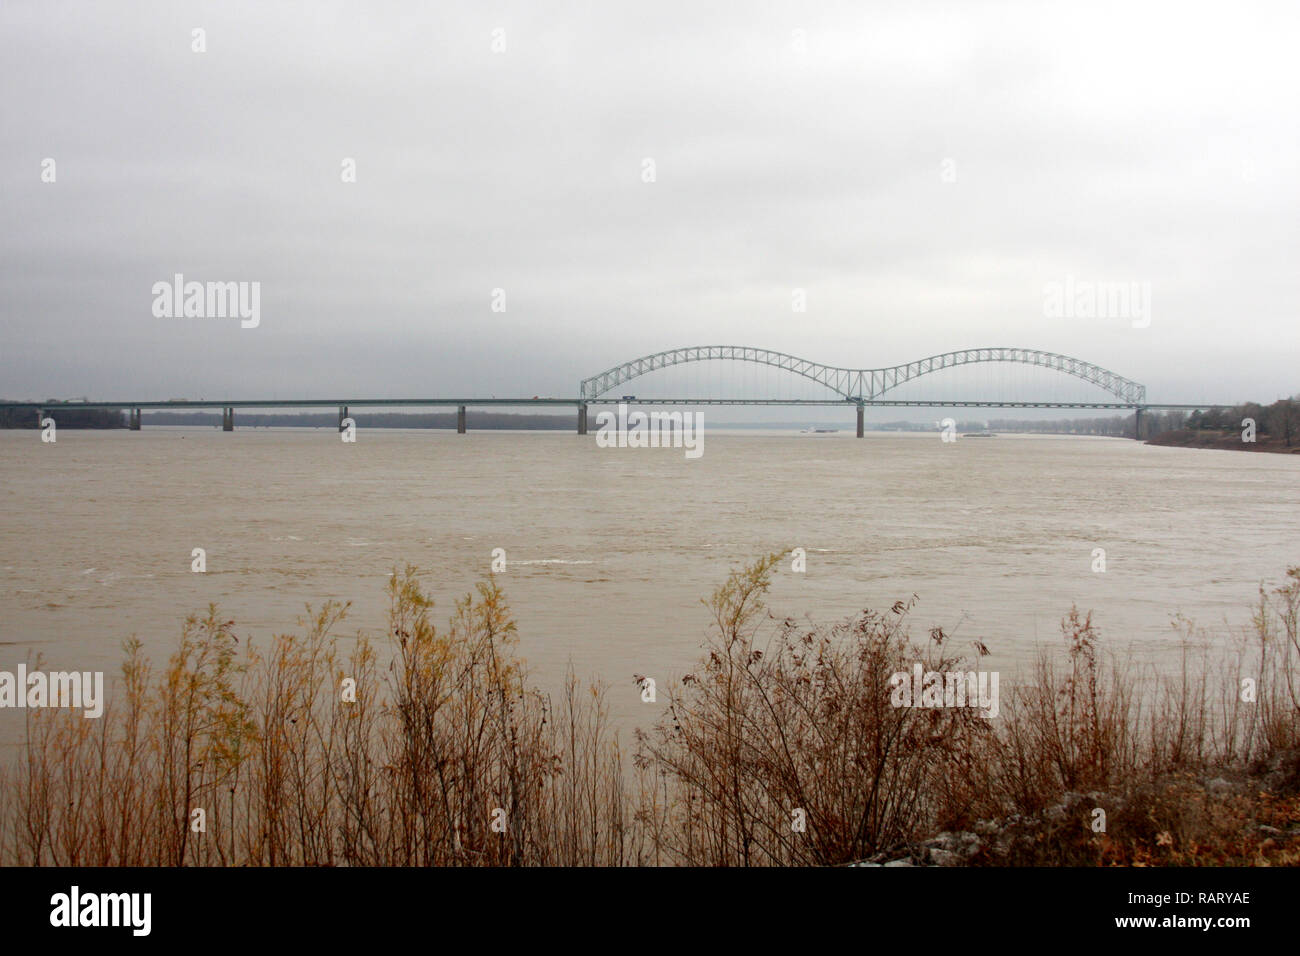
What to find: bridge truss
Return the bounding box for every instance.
[579,346,1147,405]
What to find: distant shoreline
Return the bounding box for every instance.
[1146,428,1300,454]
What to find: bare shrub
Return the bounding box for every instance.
[633,553,993,865]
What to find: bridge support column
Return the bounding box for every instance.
[577,404,588,435]
[223,407,234,431]
[129,408,141,430]
[457,405,466,434]
[856,404,864,438]
[1134,407,1143,440]
[339,405,348,431]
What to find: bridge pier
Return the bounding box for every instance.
[457,405,466,434]
[129,408,141,430]
[222,407,234,431]
[856,404,864,438]
[577,404,588,435]
[1134,406,1143,440]
[339,405,348,431]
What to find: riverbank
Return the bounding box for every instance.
[3,557,1298,866]
[1146,428,1300,454]
[856,750,1300,866]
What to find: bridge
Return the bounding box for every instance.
[3,345,1225,438]
[580,346,1148,404]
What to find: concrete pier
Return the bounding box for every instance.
[457,405,466,434]
[1134,407,1143,440]
[339,405,348,431]
[129,408,141,430]
[857,404,864,438]
[577,404,588,435]
[222,407,234,431]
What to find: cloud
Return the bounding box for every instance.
[2,0,1297,405]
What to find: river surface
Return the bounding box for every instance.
[1,427,1297,739]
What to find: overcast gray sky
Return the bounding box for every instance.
[2,1,1297,405]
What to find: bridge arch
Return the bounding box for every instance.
[579,345,1146,404]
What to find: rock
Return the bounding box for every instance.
[1257,749,1300,795]
[924,830,981,858]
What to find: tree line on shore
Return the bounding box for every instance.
[0,406,124,428]
[971,413,1181,437]
[1180,396,1300,446]
[977,392,1298,442]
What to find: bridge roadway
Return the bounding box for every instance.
[7,344,1226,435]
[3,397,1227,438]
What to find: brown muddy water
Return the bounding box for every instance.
[1,427,1297,741]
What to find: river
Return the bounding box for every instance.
[1,427,1297,738]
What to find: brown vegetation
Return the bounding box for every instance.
[1146,428,1300,454]
[1146,396,1300,453]
[1,559,1297,866]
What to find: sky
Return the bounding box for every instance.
[2,0,1297,407]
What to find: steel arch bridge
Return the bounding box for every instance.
[579,346,1147,405]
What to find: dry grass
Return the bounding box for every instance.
[0,568,633,866]
[2,559,1297,866]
